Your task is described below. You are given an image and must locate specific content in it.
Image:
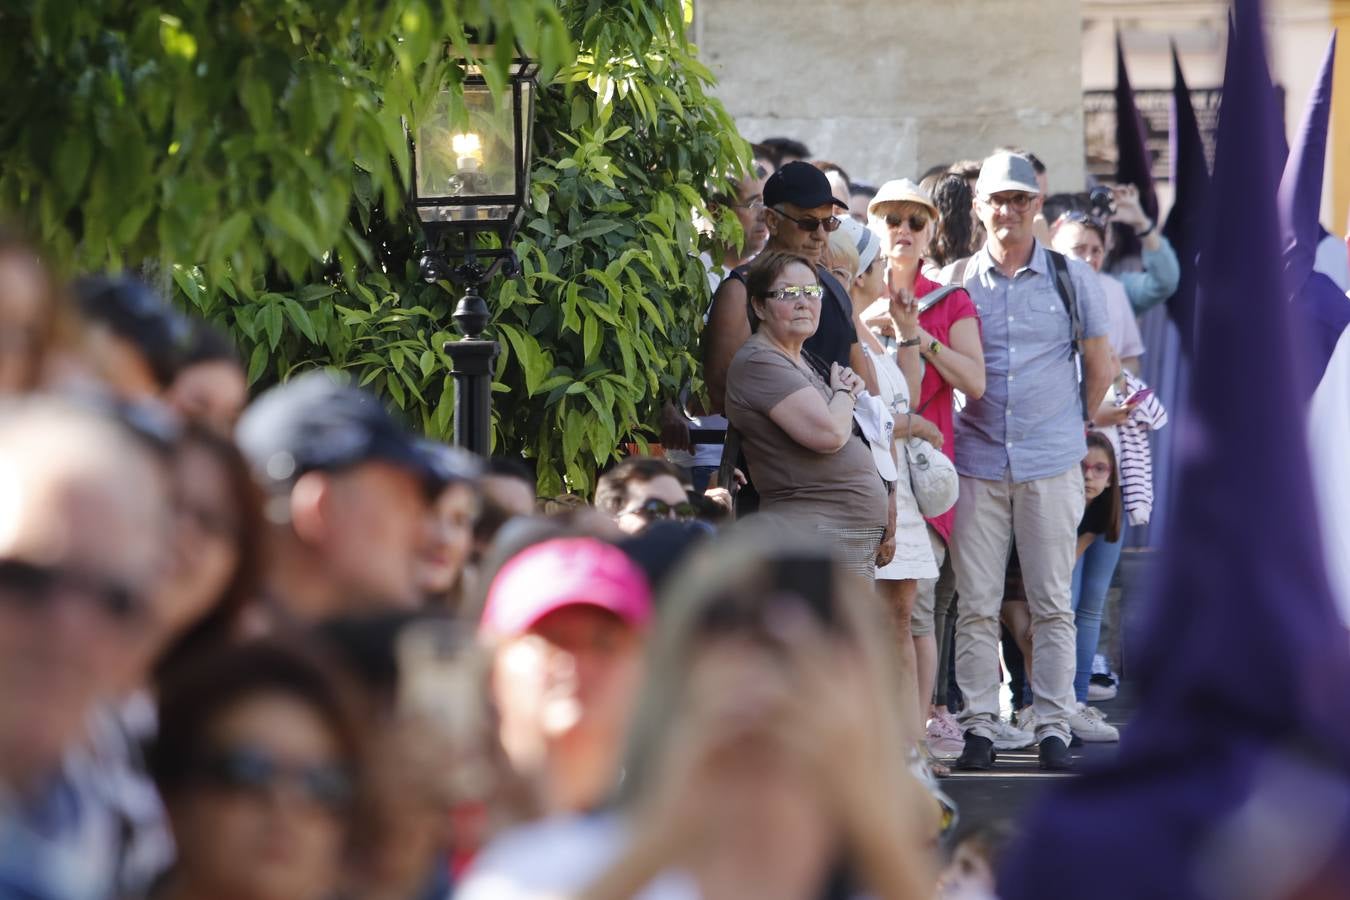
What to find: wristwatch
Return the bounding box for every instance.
[898,337,922,349]
[927,339,942,357]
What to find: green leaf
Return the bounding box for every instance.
[246,342,269,385]
[261,302,284,350]
[282,298,319,344]
[239,74,274,132]
[582,313,600,361]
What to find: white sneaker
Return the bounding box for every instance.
[989,717,1035,750]
[1087,680,1118,702]
[1069,702,1119,742]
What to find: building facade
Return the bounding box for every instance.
[691,0,1088,191]
[695,0,1348,230]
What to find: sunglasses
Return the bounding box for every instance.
[732,197,765,212]
[980,193,1035,212]
[1082,462,1111,479]
[771,208,841,233]
[884,212,930,231]
[621,498,696,522]
[200,746,353,812]
[763,285,824,302]
[0,558,146,624]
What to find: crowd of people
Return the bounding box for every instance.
[0,135,1181,899]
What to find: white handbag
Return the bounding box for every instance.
[905,437,959,518]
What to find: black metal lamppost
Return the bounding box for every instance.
[409,54,538,457]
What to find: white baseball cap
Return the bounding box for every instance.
[973,151,1041,197]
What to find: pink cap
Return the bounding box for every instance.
[479,538,653,638]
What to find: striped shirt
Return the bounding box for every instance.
[1116,370,1168,526]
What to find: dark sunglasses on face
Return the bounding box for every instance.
[0,558,146,624]
[884,212,930,231]
[771,208,841,233]
[621,498,696,522]
[200,746,353,812]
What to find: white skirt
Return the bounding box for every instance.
[876,453,939,581]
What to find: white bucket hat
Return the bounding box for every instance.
[868,178,941,221]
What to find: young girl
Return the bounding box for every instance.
[1078,431,1122,558]
[1005,433,1124,738]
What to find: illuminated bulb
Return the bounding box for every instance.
[451,132,482,172]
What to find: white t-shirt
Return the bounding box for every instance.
[455,813,698,900]
[1100,273,1145,360]
[1314,233,1350,292]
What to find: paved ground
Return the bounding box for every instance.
[939,686,1136,834]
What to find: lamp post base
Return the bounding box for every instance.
[445,338,499,457]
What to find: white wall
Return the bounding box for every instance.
[694,0,1088,192]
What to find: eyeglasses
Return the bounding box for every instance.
[828,267,853,284]
[884,212,930,231]
[770,208,841,233]
[0,558,146,624]
[200,746,353,812]
[732,197,765,212]
[980,193,1035,212]
[762,285,824,302]
[620,498,696,522]
[1082,462,1111,479]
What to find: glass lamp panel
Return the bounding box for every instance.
[415,84,519,225]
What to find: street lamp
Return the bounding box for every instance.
[410,55,538,456]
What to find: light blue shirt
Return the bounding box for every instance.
[1117,235,1181,314]
[955,241,1110,483]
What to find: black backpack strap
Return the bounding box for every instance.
[1045,248,1089,420]
[916,282,962,315]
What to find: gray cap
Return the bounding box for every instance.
[974,151,1041,197]
[236,370,448,494]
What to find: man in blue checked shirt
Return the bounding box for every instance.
[947,151,1114,773]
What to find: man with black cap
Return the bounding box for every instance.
[703,160,877,417]
[236,370,448,622]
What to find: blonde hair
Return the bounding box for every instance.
[617,520,933,828]
[825,229,861,283]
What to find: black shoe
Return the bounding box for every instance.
[954,734,996,771]
[1069,733,1084,748]
[1038,736,1073,771]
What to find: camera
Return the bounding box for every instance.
[1088,185,1115,223]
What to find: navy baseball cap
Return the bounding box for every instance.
[418,440,482,485]
[763,161,848,211]
[236,370,447,493]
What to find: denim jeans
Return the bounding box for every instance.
[1069,533,1124,702]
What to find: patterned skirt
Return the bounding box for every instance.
[816,524,887,581]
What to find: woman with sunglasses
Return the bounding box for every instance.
[148,639,364,900]
[865,179,986,750]
[723,250,889,579]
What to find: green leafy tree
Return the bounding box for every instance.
[0,0,747,494]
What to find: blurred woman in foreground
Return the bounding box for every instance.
[459,524,938,899]
[149,640,364,900]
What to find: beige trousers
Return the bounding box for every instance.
[949,467,1084,743]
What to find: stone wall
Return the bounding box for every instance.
[693,0,1087,191]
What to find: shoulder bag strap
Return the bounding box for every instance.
[1046,248,1089,420]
